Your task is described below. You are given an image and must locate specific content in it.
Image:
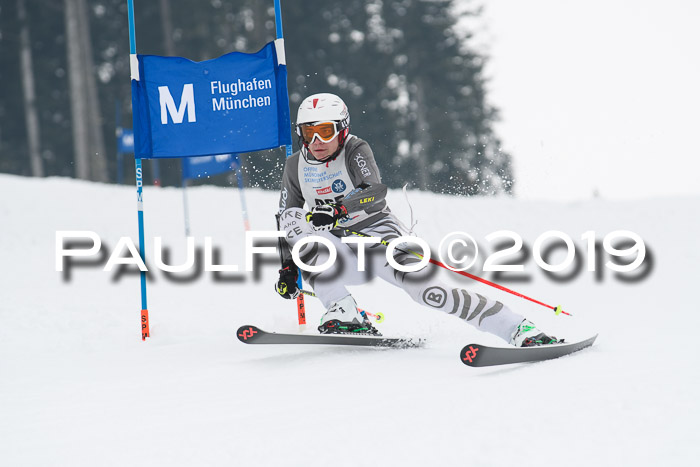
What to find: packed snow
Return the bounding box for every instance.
[0,173,697,466]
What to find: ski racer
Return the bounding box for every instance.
[275,92,561,347]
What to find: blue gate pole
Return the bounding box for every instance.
[274,0,291,160]
[273,0,305,327]
[127,0,149,340]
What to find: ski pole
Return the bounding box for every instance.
[341,227,571,317]
[299,289,385,323]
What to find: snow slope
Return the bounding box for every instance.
[0,173,698,466]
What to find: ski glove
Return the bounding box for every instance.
[306,203,348,231]
[275,262,300,299]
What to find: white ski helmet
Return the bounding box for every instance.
[295,93,350,160]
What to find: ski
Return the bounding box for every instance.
[237,325,423,349]
[460,334,598,367]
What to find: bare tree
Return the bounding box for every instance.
[251,0,270,49]
[159,0,176,55]
[77,0,108,182]
[17,0,44,177]
[64,0,89,180]
[155,0,174,186]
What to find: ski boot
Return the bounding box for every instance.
[510,319,564,347]
[318,295,380,335]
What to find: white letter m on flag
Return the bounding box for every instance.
[158,84,196,124]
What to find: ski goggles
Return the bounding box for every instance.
[297,121,341,144]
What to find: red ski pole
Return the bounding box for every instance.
[342,228,571,317]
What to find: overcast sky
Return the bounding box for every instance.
[474,0,700,200]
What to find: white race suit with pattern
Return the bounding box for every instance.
[278,135,524,342]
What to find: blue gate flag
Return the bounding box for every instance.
[182,153,239,180]
[131,41,291,159]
